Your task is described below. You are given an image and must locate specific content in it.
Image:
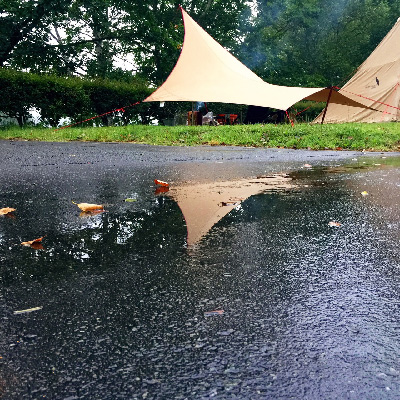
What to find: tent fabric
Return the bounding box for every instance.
[144,7,367,111]
[168,175,292,246]
[314,18,400,123]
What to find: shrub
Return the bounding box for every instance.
[0,68,153,127]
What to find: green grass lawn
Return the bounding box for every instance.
[1,123,400,151]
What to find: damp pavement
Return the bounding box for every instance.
[1,140,400,399]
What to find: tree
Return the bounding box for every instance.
[0,0,250,82]
[97,0,250,84]
[241,0,399,88]
[0,0,71,68]
[317,0,394,86]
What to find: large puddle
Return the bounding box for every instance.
[1,152,400,399]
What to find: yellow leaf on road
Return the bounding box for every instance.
[72,201,104,212]
[14,307,43,315]
[0,207,16,215]
[21,236,44,247]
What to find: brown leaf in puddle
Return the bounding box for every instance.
[155,186,169,195]
[154,179,169,187]
[0,207,16,215]
[21,236,44,248]
[79,210,105,218]
[30,242,44,250]
[329,221,342,227]
[72,201,104,212]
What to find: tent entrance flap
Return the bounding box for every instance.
[144,7,369,112]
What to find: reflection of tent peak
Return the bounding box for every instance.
[167,175,293,246]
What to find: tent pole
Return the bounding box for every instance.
[321,87,334,124]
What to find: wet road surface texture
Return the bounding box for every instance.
[1,141,400,399]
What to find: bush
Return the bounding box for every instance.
[0,68,327,127]
[0,68,153,127]
[34,75,90,126]
[81,78,152,126]
[0,68,38,126]
[290,101,326,122]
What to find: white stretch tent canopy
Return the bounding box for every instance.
[314,17,400,123]
[144,7,368,111]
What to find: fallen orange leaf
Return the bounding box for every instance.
[72,201,104,212]
[0,207,16,215]
[154,179,169,187]
[30,242,44,250]
[155,186,169,195]
[328,221,342,227]
[79,210,105,218]
[21,236,44,247]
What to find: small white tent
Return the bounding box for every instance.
[315,18,400,123]
[144,7,368,112]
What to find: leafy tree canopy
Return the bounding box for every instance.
[1,0,400,90]
[241,0,400,87]
[0,0,249,83]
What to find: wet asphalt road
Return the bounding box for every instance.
[0,141,386,181]
[1,141,400,399]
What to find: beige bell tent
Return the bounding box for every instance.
[315,18,400,123]
[144,7,368,112]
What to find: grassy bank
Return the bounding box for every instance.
[1,123,400,151]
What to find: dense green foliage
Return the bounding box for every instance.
[0,68,256,127]
[242,0,400,87]
[0,68,152,126]
[2,0,399,87]
[0,0,247,83]
[1,123,400,151]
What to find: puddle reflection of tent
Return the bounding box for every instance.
[166,176,293,246]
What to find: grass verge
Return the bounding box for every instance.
[1,123,399,151]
